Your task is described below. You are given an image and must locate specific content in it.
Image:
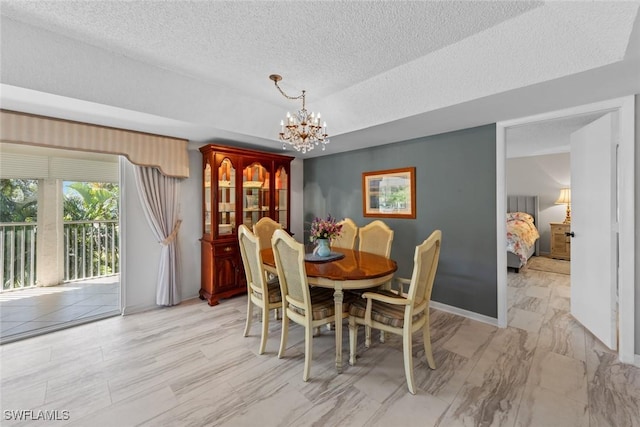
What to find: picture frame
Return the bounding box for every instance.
[362,167,416,218]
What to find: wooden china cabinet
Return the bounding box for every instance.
[199,144,293,306]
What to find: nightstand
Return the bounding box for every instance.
[550,222,571,260]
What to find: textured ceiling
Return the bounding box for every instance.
[1,1,639,157]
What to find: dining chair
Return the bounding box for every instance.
[348,230,442,394]
[253,217,283,251]
[238,225,283,355]
[271,229,349,381]
[253,217,282,308]
[356,219,394,342]
[331,217,358,250]
[358,220,393,258]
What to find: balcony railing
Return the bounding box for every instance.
[0,220,119,292]
[64,220,119,282]
[0,222,37,291]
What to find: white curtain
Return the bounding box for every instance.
[134,165,182,306]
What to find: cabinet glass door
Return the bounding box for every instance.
[242,162,269,230]
[204,161,212,236]
[217,158,236,237]
[275,166,288,229]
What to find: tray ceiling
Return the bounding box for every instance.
[1,1,639,157]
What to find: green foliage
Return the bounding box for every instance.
[0,179,38,222]
[0,180,120,222]
[63,182,119,221]
[1,180,120,289]
[63,182,120,280]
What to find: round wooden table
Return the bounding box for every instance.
[261,247,397,373]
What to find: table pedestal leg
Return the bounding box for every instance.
[333,283,344,373]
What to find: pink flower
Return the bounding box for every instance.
[309,215,343,242]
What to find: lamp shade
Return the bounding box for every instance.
[555,188,571,205]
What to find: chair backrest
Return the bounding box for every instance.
[358,220,394,258]
[331,218,358,250]
[271,229,310,313]
[238,225,268,296]
[253,217,283,251]
[406,230,442,307]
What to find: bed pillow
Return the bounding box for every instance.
[507,211,534,223]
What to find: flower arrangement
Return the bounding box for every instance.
[309,214,343,242]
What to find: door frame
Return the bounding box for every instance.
[496,96,636,364]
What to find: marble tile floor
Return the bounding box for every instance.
[0,276,120,344]
[1,264,638,426]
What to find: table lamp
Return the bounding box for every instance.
[555,188,571,224]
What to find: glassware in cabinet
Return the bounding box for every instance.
[242,161,269,230]
[217,157,236,237]
[203,161,212,236]
[275,166,288,229]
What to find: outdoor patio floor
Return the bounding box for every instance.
[0,276,120,344]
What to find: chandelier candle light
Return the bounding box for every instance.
[269,74,329,153]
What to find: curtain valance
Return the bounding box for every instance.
[1,110,189,178]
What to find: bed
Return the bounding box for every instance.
[507,196,540,272]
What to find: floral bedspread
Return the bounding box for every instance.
[506,212,540,264]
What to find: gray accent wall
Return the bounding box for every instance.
[304,125,498,318]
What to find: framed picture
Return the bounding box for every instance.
[362,167,416,218]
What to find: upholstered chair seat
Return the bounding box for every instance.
[250,280,283,304]
[349,290,425,328]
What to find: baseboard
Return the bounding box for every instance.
[429,301,499,327]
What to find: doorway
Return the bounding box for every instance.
[496,96,636,364]
[505,150,572,334]
[0,143,122,343]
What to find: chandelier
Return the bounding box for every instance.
[269,74,329,153]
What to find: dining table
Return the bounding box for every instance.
[261,246,398,373]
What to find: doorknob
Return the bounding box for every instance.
[565,231,575,237]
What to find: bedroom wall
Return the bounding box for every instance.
[506,153,570,254]
[304,125,498,319]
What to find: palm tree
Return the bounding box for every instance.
[63,182,120,278]
[64,182,119,220]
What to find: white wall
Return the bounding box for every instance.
[179,149,204,300]
[120,158,160,314]
[120,152,207,312]
[506,153,570,254]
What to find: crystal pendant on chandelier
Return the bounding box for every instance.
[270,74,330,154]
